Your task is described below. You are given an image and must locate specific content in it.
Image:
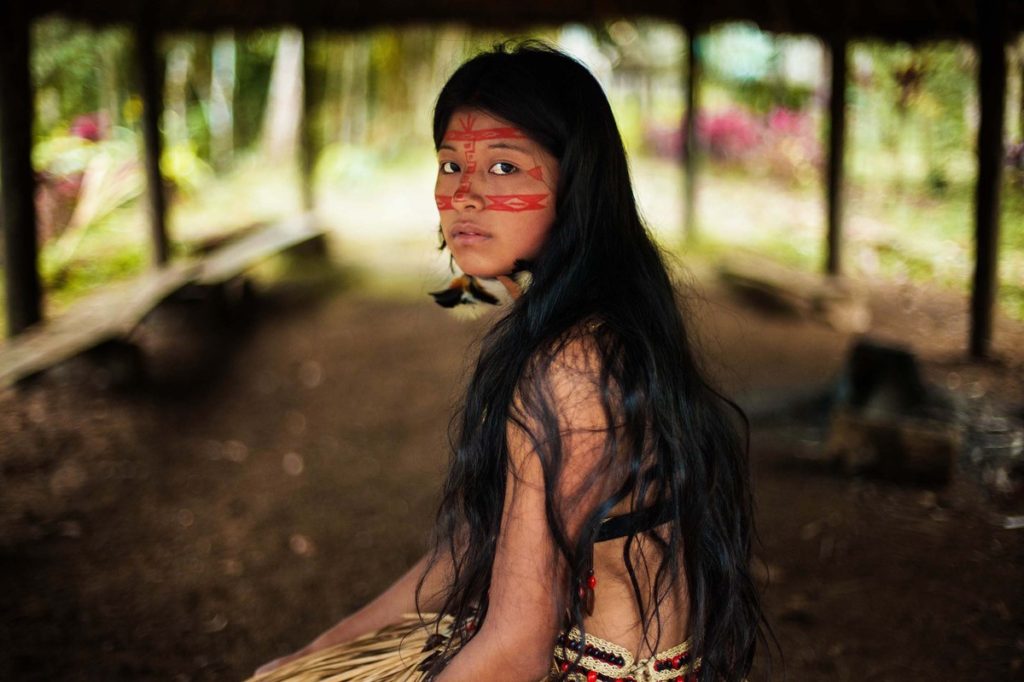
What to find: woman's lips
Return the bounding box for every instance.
[450,222,491,244]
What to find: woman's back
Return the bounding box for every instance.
[590,523,690,659]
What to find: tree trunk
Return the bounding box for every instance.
[325,38,345,145]
[165,41,192,150]
[210,32,236,171]
[261,29,304,164]
[100,36,120,129]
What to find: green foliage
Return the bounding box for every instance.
[849,42,975,191]
[162,142,214,196]
[32,18,132,138]
[38,208,148,311]
[233,32,277,149]
[731,79,815,115]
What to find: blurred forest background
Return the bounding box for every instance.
[6,18,1024,333]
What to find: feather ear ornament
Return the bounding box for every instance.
[429,274,501,320]
[429,265,532,320]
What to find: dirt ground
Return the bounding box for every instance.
[1,262,1022,681]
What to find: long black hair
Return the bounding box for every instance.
[419,42,765,680]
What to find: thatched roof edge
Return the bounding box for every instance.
[24,1,1024,43]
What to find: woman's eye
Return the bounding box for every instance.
[440,161,460,174]
[490,162,517,176]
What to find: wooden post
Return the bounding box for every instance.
[1018,39,1024,141]
[825,34,848,277]
[1018,36,1024,141]
[0,6,43,336]
[970,0,1008,359]
[683,26,701,245]
[300,29,318,213]
[136,19,170,266]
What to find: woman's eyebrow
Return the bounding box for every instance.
[438,143,457,152]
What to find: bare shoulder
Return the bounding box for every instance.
[531,317,621,448]
[545,316,609,382]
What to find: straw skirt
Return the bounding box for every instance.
[246,614,700,682]
[246,614,456,682]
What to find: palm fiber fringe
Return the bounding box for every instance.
[247,613,459,682]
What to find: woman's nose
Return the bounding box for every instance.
[452,172,484,210]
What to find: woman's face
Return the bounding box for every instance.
[435,108,559,278]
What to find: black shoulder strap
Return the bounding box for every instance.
[595,505,674,543]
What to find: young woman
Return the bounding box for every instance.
[253,42,764,682]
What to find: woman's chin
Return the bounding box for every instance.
[450,259,507,280]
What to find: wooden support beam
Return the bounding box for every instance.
[1018,37,1024,141]
[825,34,848,277]
[136,19,171,266]
[300,29,318,213]
[0,6,43,337]
[970,0,1008,359]
[683,26,701,245]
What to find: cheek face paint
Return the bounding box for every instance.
[483,194,550,212]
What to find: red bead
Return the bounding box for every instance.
[587,672,598,682]
[560,661,570,672]
[587,574,597,589]
[672,655,681,668]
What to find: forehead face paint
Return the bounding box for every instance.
[443,114,528,143]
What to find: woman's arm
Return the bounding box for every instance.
[437,337,614,681]
[255,550,452,675]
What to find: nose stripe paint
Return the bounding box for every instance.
[435,193,548,212]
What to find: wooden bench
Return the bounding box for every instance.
[717,253,871,333]
[0,214,326,389]
[195,213,325,287]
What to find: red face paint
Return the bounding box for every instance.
[435,109,559,278]
[442,115,545,209]
[451,115,479,204]
[444,126,528,142]
[436,194,549,212]
[483,194,549,212]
